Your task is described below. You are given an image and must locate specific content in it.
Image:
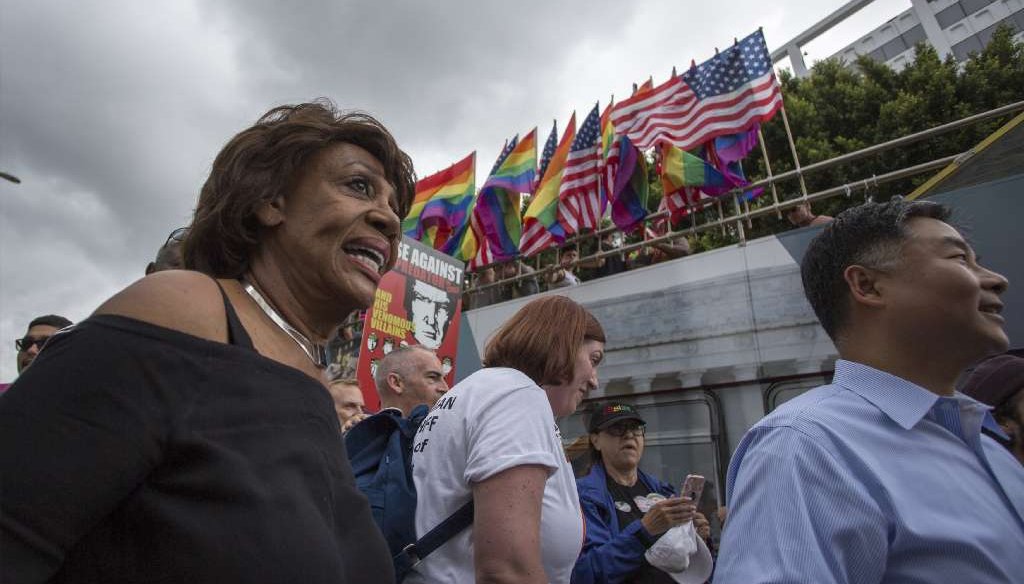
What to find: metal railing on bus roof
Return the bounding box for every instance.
[464,99,1024,297]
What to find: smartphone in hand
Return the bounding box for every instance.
[681,474,705,504]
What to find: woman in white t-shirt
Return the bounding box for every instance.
[409,296,606,584]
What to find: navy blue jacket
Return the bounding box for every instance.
[571,462,677,584]
[345,405,428,558]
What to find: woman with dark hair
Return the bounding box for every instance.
[573,403,708,584]
[0,100,414,583]
[408,295,605,584]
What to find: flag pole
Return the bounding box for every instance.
[716,198,726,237]
[732,192,747,245]
[734,159,753,228]
[769,25,808,198]
[779,103,808,198]
[756,127,784,218]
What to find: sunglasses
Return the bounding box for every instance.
[164,226,189,246]
[604,422,646,437]
[15,336,50,352]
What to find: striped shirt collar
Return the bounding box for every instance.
[832,359,1007,439]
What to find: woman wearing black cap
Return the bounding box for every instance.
[573,402,707,584]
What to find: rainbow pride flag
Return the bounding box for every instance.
[483,129,536,194]
[659,142,730,196]
[469,129,537,265]
[610,135,649,233]
[520,113,576,256]
[702,129,764,201]
[599,100,616,203]
[634,76,654,96]
[600,101,615,163]
[455,139,516,263]
[456,131,536,264]
[454,213,480,264]
[713,124,760,165]
[403,152,475,255]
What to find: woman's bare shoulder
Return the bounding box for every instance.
[93,270,231,342]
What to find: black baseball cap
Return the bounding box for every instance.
[588,402,645,433]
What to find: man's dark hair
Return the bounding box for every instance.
[801,197,951,341]
[28,314,73,330]
[183,99,416,277]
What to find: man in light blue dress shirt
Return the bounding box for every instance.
[716,198,1023,583]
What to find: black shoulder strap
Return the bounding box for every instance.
[213,279,255,350]
[393,500,474,581]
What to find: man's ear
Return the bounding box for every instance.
[843,264,886,309]
[386,372,404,395]
[589,432,600,452]
[255,195,286,228]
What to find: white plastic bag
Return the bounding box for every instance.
[644,521,714,584]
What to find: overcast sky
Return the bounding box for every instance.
[0,0,909,381]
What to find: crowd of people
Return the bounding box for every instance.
[2,100,1021,584]
[466,228,696,310]
[465,201,831,311]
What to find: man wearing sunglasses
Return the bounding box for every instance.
[15,315,72,374]
[145,227,188,275]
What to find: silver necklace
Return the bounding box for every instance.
[241,278,328,368]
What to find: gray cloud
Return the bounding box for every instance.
[0,0,906,380]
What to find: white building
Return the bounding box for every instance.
[773,0,1024,77]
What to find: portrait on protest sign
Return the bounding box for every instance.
[404,278,459,350]
[356,236,464,411]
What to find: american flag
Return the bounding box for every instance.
[535,121,558,190]
[611,29,782,151]
[467,209,493,269]
[558,103,604,235]
[519,218,555,258]
[662,186,713,221]
[491,136,517,175]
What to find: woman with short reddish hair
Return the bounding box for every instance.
[408,295,606,584]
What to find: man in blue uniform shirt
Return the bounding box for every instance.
[716,198,1023,583]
